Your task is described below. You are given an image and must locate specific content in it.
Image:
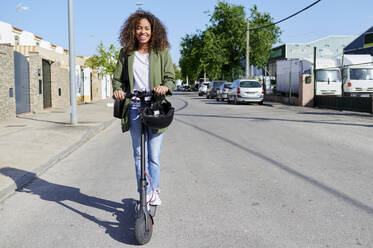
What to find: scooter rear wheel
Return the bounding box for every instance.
[135,214,153,245]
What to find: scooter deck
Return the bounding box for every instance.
[149,205,157,217]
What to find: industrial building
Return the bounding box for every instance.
[269,35,356,76]
[344,26,373,56]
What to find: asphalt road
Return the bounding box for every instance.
[1,92,373,247]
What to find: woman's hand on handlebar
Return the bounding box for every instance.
[153,85,169,95]
[113,90,125,100]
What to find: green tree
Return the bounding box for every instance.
[179,1,281,81]
[249,5,281,69]
[207,1,246,80]
[200,27,228,80]
[179,33,204,82]
[173,64,182,80]
[84,42,120,78]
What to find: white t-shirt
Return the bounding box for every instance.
[133,51,150,92]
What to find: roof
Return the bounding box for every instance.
[344,26,373,53]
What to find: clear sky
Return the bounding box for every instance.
[1,0,373,65]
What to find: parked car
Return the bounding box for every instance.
[183,85,191,91]
[227,79,264,105]
[198,82,210,96]
[206,80,227,99]
[216,82,231,101]
[192,84,199,91]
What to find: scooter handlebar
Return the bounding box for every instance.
[112,90,154,100]
[126,91,154,99]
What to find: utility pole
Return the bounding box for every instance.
[313,46,317,107]
[245,17,250,79]
[289,59,293,101]
[68,0,77,125]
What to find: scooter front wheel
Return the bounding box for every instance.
[135,214,153,245]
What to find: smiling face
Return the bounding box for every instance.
[135,18,152,46]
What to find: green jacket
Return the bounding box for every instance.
[112,47,175,133]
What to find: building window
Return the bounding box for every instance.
[58,88,62,96]
[39,80,42,94]
[14,35,20,46]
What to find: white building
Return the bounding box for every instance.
[0,21,67,55]
[1,20,112,101]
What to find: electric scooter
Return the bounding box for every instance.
[127,91,157,245]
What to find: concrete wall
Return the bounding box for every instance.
[51,62,69,110]
[0,22,14,45]
[15,46,85,68]
[299,74,315,107]
[39,40,52,51]
[91,70,102,101]
[0,44,16,121]
[101,75,112,99]
[28,52,44,113]
[264,94,299,105]
[83,67,92,102]
[19,31,37,46]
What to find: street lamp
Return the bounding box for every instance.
[68,0,77,125]
[245,17,250,79]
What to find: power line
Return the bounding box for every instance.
[249,0,322,31]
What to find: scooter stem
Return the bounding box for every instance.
[140,121,147,208]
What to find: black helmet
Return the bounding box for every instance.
[141,97,174,129]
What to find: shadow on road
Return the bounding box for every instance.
[297,111,372,118]
[0,167,138,245]
[175,113,373,128]
[17,116,69,125]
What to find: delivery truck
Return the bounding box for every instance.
[314,58,342,96]
[339,54,373,96]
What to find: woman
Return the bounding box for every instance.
[112,11,175,206]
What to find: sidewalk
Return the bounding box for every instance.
[0,100,116,202]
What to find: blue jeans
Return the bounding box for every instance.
[129,101,164,194]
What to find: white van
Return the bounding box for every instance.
[340,55,373,97]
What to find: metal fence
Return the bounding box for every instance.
[315,95,372,113]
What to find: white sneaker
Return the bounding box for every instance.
[149,190,162,206]
[146,192,155,202]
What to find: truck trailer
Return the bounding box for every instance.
[275,59,312,95]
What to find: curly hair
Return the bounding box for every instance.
[119,10,169,54]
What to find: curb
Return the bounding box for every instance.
[0,118,116,203]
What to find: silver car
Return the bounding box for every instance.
[227,79,264,105]
[216,83,231,101]
[198,82,210,96]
